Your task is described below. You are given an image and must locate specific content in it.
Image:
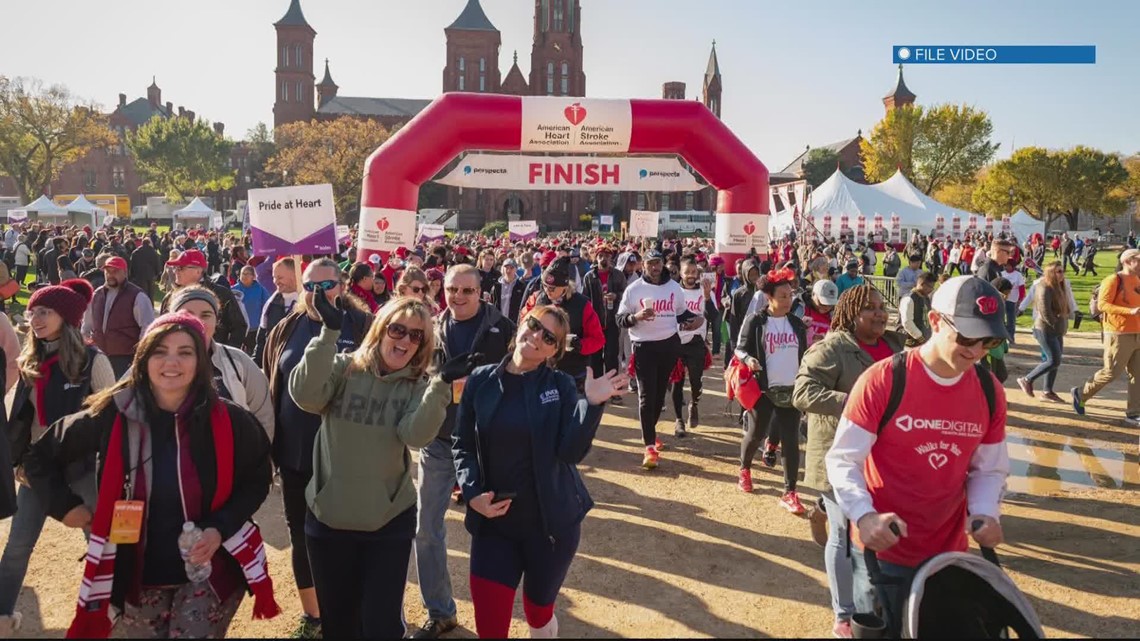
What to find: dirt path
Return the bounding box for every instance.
[3,329,1137,638]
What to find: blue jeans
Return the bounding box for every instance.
[414,438,458,620]
[823,496,870,621]
[0,475,97,615]
[1025,329,1064,392]
[1005,300,1017,344]
[851,547,918,638]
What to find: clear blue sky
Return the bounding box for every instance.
[5,0,1138,171]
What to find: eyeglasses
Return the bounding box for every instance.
[445,286,478,297]
[303,280,339,293]
[940,314,1004,350]
[525,316,558,347]
[408,285,426,294]
[387,322,425,344]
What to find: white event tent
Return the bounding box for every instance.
[800,169,1020,240]
[173,197,216,227]
[14,195,70,222]
[63,195,112,227]
[1009,209,1044,240]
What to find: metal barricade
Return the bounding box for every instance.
[865,275,899,311]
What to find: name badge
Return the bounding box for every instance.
[109,500,145,544]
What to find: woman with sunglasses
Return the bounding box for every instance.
[453,305,629,639]
[259,258,373,639]
[290,295,468,639]
[826,275,1009,637]
[396,267,432,307]
[734,268,808,514]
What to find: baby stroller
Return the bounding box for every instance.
[855,521,1045,639]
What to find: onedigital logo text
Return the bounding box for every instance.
[894,415,984,436]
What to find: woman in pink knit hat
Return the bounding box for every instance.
[0,279,116,636]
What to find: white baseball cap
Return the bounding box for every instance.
[812,279,839,306]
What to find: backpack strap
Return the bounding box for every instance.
[973,363,997,423]
[876,351,909,435]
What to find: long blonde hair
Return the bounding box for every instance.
[348,297,436,377]
[18,324,88,384]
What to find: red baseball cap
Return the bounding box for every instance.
[166,249,207,269]
[103,256,128,272]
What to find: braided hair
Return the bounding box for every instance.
[830,284,878,333]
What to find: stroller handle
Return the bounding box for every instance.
[863,518,1000,586]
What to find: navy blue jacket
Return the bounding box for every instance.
[452,359,605,542]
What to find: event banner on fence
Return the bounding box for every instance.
[715,214,770,254]
[247,184,337,256]
[520,97,632,153]
[629,210,659,238]
[509,220,539,241]
[418,223,446,243]
[358,207,417,253]
[435,154,702,192]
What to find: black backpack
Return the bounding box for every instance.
[876,351,997,435]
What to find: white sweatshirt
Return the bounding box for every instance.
[618,277,686,343]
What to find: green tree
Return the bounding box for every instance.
[128,115,234,200]
[1113,154,1140,205]
[0,76,116,203]
[862,103,998,195]
[801,147,840,188]
[973,146,1128,230]
[242,122,277,189]
[267,117,393,223]
[933,177,980,212]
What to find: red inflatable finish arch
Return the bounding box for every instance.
[361,93,768,276]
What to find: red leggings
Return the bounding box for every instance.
[468,525,580,638]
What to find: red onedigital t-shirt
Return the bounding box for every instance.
[843,350,1006,567]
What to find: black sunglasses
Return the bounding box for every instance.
[940,314,1003,350]
[387,322,425,344]
[407,285,426,294]
[525,316,558,347]
[303,279,339,293]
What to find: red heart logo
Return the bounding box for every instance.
[743,221,756,235]
[564,103,587,126]
[377,218,390,231]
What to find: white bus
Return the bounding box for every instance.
[659,210,714,236]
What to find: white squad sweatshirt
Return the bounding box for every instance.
[618,276,687,343]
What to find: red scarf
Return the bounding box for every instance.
[67,401,280,638]
[34,355,60,427]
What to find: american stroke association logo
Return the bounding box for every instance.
[564,102,587,126]
[376,217,390,232]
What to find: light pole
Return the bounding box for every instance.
[1008,186,1015,215]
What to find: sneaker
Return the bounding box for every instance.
[761,441,778,468]
[688,403,700,430]
[410,616,458,639]
[1016,377,1034,398]
[1124,414,1140,427]
[674,419,687,438]
[655,438,664,451]
[642,446,660,470]
[738,468,753,493]
[809,498,829,547]
[778,491,806,515]
[1042,391,1063,403]
[1071,386,1085,416]
[290,615,322,639]
[451,483,464,505]
[832,618,853,639]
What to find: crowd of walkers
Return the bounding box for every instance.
[0,217,1116,638]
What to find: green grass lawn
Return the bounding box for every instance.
[871,248,1122,330]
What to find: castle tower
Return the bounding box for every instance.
[662,82,686,100]
[273,0,316,128]
[316,58,339,107]
[702,40,722,118]
[883,63,917,113]
[529,0,585,96]
[443,0,502,93]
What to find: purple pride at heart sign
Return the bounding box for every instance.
[248,184,338,256]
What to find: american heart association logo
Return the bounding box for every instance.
[743,221,756,235]
[564,103,587,126]
[928,452,949,470]
[377,218,390,232]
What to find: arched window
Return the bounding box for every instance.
[479,58,486,92]
[636,193,646,210]
[554,2,564,30]
[295,81,303,103]
[560,62,569,95]
[546,61,554,95]
[685,192,695,210]
[659,193,669,210]
[294,44,302,68]
[480,58,485,72]
[283,45,290,67]
[281,81,288,102]
[459,57,465,71]
[459,76,465,91]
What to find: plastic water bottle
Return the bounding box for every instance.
[178,522,212,583]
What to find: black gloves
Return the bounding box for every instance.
[312,289,343,331]
[440,352,486,383]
